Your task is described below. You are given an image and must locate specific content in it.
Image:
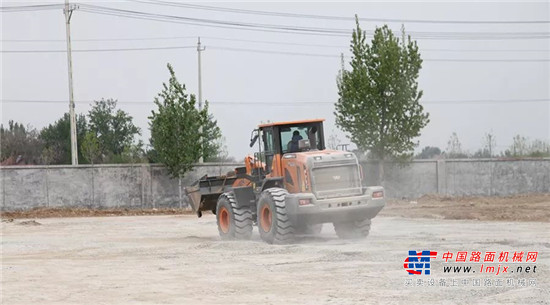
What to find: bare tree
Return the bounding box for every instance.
[446,132,468,159]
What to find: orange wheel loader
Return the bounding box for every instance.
[186,119,385,244]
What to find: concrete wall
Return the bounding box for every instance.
[361,159,550,198]
[1,163,239,211]
[362,160,438,198]
[444,159,550,196]
[1,159,549,210]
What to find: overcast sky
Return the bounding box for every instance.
[2,0,549,159]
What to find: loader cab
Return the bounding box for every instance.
[254,119,326,177]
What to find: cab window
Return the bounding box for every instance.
[280,124,322,153]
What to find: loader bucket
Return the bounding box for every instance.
[185,175,237,217]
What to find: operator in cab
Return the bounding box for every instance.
[289,130,303,153]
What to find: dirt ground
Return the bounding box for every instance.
[0,207,192,219]
[1,206,549,304]
[3,194,549,222]
[380,193,550,222]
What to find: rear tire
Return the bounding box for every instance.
[257,188,295,244]
[333,219,371,239]
[216,192,253,240]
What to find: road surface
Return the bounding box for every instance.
[1,215,549,304]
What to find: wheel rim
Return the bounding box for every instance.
[260,205,272,233]
[219,206,230,233]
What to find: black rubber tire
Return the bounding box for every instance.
[216,192,253,240]
[257,188,295,244]
[296,223,323,235]
[333,219,371,239]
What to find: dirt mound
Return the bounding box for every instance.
[2,194,548,222]
[1,207,194,219]
[380,193,550,222]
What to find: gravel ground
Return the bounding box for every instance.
[1,214,549,305]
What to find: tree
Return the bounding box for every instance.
[205,137,238,176]
[39,113,88,164]
[114,141,146,164]
[0,121,43,165]
[88,98,141,162]
[149,63,222,179]
[528,139,550,157]
[509,135,528,157]
[472,132,496,158]
[205,136,235,163]
[201,113,223,161]
[446,132,468,158]
[504,136,550,158]
[81,131,101,164]
[41,146,59,165]
[335,19,429,183]
[416,146,442,159]
[327,130,342,150]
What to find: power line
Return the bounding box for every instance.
[0,4,64,12]
[2,99,548,105]
[3,36,549,54]
[76,4,550,40]
[209,46,550,62]
[3,45,549,62]
[422,58,550,63]
[205,37,550,52]
[422,48,550,53]
[4,2,549,25]
[1,45,196,53]
[208,46,338,58]
[78,4,351,37]
[129,0,550,25]
[1,36,198,42]
[4,3,549,39]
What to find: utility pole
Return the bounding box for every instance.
[197,37,206,163]
[64,0,78,165]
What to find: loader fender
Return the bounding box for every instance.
[260,177,284,192]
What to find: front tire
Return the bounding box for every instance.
[257,188,295,244]
[333,219,371,239]
[216,192,253,240]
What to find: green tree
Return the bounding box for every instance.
[202,113,223,161]
[88,98,141,162]
[81,131,101,164]
[0,121,43,165]
[39,113,88,164]
[113,141,146,164]
[335,19,429,183]
[149,63,221,179]
[416,146,442,159]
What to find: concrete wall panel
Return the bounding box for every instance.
[1,160,548,211]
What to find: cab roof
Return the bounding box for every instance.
[258,118,325,128]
